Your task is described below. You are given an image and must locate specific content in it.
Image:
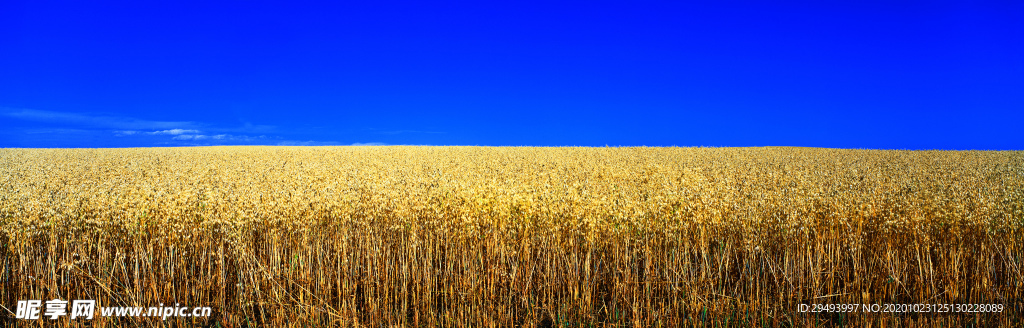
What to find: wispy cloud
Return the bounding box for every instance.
[2,108,198,130]
[149,129,201,135]
[2,107,374,148]
[171,133,268,142]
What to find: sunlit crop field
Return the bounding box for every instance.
[1,146,1022,327]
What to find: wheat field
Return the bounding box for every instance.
[1,146,1022,327]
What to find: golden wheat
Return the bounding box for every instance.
[1,146,1021,327]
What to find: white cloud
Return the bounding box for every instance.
[2,107,347,147]
[349,142,387,146]
[173,134,210,140]
[149,129,200,135]
[1,108,197,130]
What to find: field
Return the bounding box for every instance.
[1,146,1022,327]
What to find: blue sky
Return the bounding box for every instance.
[1,1,1022,149]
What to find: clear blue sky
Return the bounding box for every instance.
[2,1,1022,149]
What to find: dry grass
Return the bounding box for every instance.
[1,146,1022,327]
